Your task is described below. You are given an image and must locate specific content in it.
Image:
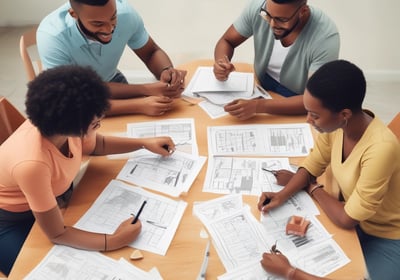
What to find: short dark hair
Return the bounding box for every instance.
[26,65,111,137]
[306,60,366,113]
[271,0,305,4]
[70,0,109,5]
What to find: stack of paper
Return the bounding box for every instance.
[184,66,255,105]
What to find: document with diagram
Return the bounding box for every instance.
[207,123,314,157]
[203,156,292,195]
[75,179,187,255]
[127,118,198,155]
[116,150,206,197]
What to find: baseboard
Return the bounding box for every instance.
[364,70,400,82]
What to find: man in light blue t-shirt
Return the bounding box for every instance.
[213,0,340,120]
[37,0,187,116]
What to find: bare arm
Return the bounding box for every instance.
[261,253,329,280]
[105,36,186,103]
[134,36,174,80]
[258,167,313,212]
[224,95,306,120]
[91,134,175,157]
[307,186,359,229]
[34,206,141,251]
[213,25,248,80]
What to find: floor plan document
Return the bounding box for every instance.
[208,123,314,157]
[24,245,163,280]
[127,118,198,155]
[75,180,187,255]
[116,150,206,197]
[203,157,292,195]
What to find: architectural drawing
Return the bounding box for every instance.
[127,118,198,155]
[75,180,187,255]
[207,123,314,157]
[203,157,291,195]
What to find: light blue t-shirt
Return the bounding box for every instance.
[234,0,340,95]
[37,0,149,81]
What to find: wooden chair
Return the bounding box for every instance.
[388,112,400,140]
[0,97,26,145]
[19,26,42,82]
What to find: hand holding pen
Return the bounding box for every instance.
[141,137,176,156]
[262,168,294,186]
[214,55,235,81]
[132,200,147,224]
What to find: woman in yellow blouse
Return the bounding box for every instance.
[258,60,400,280]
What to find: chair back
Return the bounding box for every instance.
[388,113,400,141]
[19,26,42,82]
[0,97,26,145]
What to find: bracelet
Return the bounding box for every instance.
[286,266,297,280]
[161,65,173,73]
[104,233,107,251]
[309,183,324,196]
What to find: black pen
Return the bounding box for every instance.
[262,197,271,206]
[132,200,147,224]
[162,144,174,154]
[261,167,277,175]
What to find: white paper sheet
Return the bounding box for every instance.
[127,118,198,156]
[116,150,206,197]
[184,66,253,96]
[203,157,292,195]
[24,245,162,280]
[193,195,274,271]
[207,123,314,157]
[74,179,187,255]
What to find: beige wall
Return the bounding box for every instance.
[1,0,399,80]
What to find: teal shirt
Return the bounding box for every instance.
[37,0,149,82]
[234,0,340,95]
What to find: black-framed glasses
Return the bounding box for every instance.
[90,115,104,130]
[259,0,304,24]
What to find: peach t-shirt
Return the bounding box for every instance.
[0,120,95,212]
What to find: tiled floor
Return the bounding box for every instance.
[0,25,399,124]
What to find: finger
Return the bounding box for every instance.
[159,97,173,103]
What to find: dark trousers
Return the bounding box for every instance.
[259,72,298,97]
[0,183,73,276]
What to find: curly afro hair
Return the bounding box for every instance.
[26,65,111,137]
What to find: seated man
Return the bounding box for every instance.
[213,0,339,120]
[37,0,187,116]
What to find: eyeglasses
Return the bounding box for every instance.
[91,120,101,130]
[259,0,304,24]
[90,115,104,130]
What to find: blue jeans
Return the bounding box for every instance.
[0,183,74,276]
[356,225,400,280]
[0,208,34,276]
[258,72,298,97]
[110,70,128,84]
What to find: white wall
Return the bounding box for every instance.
[1,0,399,80]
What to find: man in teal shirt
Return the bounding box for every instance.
[38,0,187,116]
[213,0,339,120]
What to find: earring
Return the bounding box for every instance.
[342,118,348,128]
